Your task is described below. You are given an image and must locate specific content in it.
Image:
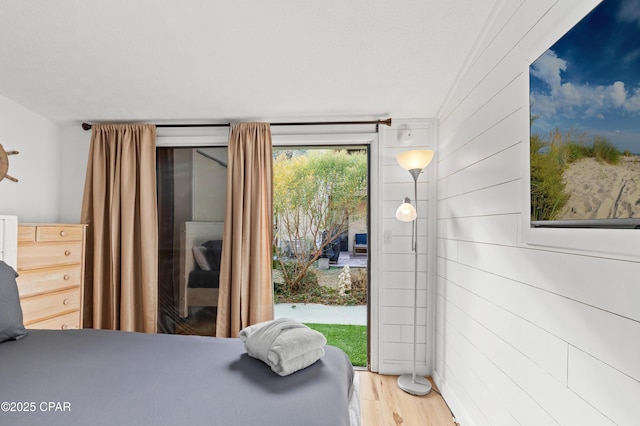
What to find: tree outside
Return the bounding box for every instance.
[273,149,367,296]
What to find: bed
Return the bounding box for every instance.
[0,329,354,425]
[0,219,354,425]
[179,221,224,318]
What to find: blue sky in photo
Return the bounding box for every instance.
[530,0,640,153]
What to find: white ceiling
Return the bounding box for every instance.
[0,0,499,126]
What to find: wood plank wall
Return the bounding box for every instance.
[376,120,437,376]
[434,0,640,424]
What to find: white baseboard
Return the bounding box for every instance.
[432,369,476,426]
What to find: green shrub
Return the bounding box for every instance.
[565,142,592,163]
[274,261,318,298]
[592,136,621,164]
[545,128,592,167]
[274,266,368,305]
[530,134,570,221]
[530,125,623,220]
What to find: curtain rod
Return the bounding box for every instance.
[81,118,392,132]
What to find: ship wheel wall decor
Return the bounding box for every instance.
[0,144,19,182]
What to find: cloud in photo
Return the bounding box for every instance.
[531,50,640,122]
[530,50,566,93]
[618,0,640,26]
[530,0,640,152]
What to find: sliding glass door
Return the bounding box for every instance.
[157,147,227,335]
[155,136,372,370]
[272,146,369,367]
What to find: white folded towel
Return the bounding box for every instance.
[240,318,327,376]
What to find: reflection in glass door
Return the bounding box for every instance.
[157,147,227,336]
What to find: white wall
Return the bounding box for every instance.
[0,94,61,222]
[0,95,90,224]
[194,148,227,222]
[58,124,91,223]
[435,1,640,425]
[376,119,437,375]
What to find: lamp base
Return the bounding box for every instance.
[397,374,432,396]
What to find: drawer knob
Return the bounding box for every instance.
[61,324,68,330]
[63,298,70,305]
[63,274,70,280]
[60,230,67,237]
[64,250,71,256]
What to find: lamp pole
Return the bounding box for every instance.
[396,166,432,396]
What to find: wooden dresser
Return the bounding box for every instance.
[16,223,87,330]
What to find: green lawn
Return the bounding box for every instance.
[305,323,367,367]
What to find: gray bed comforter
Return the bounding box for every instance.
[0,329,353,426]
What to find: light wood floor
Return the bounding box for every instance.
[357,371,457,425]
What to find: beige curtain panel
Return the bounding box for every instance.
[216,122,274,337]
[81,123,158,333]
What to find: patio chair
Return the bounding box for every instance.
[352,233,367,256]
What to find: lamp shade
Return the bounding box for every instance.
[396,149,434,171]
[395,197,417,222]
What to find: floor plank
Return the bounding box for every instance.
[357,371,456,425]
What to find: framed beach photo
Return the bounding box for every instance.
[529,0,640,229]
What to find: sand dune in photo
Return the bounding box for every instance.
[559,156,640,220]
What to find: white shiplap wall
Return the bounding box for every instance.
[375,119,437,375]
[435,0,640,425]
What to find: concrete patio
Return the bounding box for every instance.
[334,251,368,268]
[275,303,367,325]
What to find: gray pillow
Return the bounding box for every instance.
[192,246,211,271]
[0,260,28,342]
[202,240,223,271]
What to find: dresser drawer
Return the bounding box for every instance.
[17,265,81,298]
[18,225,36,242]
[26,311,80,330]
[17,241,82,270]
[36,225,83,242]
[18,224,84,243]
[21,288,81,325]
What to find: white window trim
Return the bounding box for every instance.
[520,74,640,261]
[156,125,378,147]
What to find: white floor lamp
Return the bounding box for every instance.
[395,148,434,396]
